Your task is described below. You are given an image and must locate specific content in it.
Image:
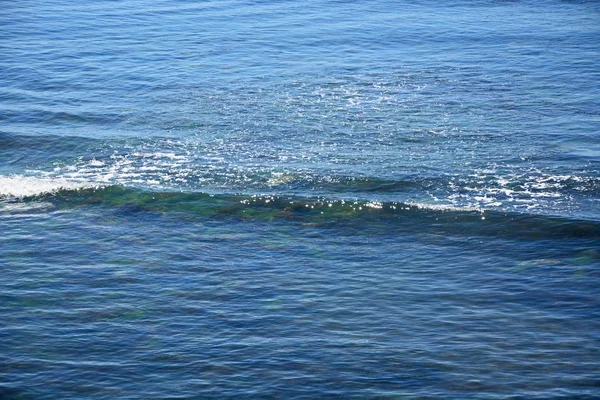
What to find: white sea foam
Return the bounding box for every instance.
[0,175,96,198]
[406,201,484,213]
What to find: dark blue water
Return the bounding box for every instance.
[1,0,599,398]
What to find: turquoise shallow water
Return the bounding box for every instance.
[1,0,600,398]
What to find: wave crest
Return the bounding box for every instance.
[0,175,99,199]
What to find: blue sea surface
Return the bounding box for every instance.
[1,0,599,398]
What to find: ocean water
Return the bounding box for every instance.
[1,0,599,398]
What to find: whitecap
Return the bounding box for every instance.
[0,175,96,199]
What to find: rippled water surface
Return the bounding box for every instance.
[1,0,599,398]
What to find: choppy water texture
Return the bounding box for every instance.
[1,0,599,399]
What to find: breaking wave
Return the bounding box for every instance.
[0,175,101,198]
[2,181,599,240]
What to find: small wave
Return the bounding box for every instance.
[0,175,100,199]
[5,183,597,240]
